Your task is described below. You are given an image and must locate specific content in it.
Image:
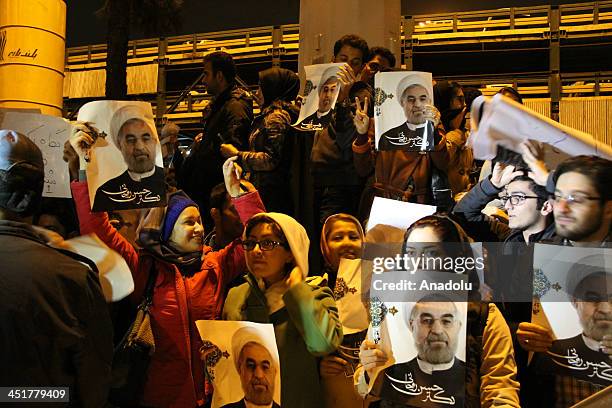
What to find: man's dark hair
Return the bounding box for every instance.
[203,51,236,83]
[333,34,369,60]
[553,155,612,204]
[368,46,396,68]
[209,182,230,211]
[508,174,549,210]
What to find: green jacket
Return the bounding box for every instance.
[222,274,344,408]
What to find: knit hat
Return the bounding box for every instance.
[0,129,44,216]
[161,192,198,242]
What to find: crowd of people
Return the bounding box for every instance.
[0,32,610,408]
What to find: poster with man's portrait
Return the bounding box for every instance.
[76,101,166,212]
[294,63,344,131]
[366,271,469,407]
[196,320,281,408]
[531,244,612,387]
[374,72,435,151]
[334,258,370,377]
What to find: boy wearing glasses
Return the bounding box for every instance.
[453,160,554,244]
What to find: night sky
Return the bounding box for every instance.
[66,0,595,47]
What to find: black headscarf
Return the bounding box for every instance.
[258,67,300,108]
[434,81,465,131]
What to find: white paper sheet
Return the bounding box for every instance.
[0,111,72,198]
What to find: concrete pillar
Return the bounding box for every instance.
[298,0,401,75]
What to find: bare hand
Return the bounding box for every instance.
[491,162,523,189]
[222,157,243,197]
[352,96,370,135]
[517,322,554,352]
[520,140,549,186]
[69,122,98,170]
[422,105,441,127]
[220,143,239,159]
[320,355,349,377]
[337,64,358,104]
[286,266,304,288]
[359,340,388,374]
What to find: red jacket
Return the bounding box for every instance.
[72,181,265,407]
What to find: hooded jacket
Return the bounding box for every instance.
[238,68,300,214]
[222,212,343,408]
[72,181,265,408]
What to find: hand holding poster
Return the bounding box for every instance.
[470,94,612,167]
[294,63,344,131]
[0,111,72,198]
[374,72,436,151]
[196,321,281,408]
[531,244,612,387]
[76,101,166,212]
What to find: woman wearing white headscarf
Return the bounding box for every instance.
[222,212,343,408]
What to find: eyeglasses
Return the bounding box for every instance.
[417,316,456,328]
[241,239,287,251]
[553,192,601,206]
[499,194,540,206]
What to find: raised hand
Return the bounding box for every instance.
[422,104,441,127]
[336,64,358,104]
[220,143,239,159]
[520,140,549,186]
[286,266,304,288]
[69,122,98,170]
[490,162,523,189]
[353,96,370,135]
[222,156,244,197]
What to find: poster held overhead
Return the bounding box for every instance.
[294,63,344,131]
[470,94,612,168]
[374,72,435,151]
[76,101,166,212]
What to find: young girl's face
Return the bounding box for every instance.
[245,222,293,286]
[326,219,363,270]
